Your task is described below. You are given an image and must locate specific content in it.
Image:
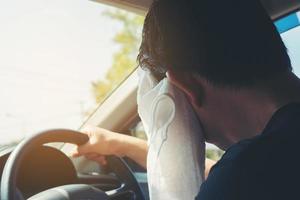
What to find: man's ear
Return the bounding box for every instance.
[167,70,203,106]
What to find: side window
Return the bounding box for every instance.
[130,121,147,141]
[277,12,300,76]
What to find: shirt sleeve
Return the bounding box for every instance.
[195,162,241,200]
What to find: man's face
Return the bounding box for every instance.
[188,92,232,150]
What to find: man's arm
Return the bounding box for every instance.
[120,136,216,177]
[117,134,148,168]
[71,126,148,168]
[72,126,215,176]
[117,134,216,178]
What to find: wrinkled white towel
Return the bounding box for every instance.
[137,68,206,200]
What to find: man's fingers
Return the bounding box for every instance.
[72,151,107,166]
[85,153,99,160]
[93,155,107,166]
[85,154,107,166]
[70,142,92,158]
[70,151,80,157]
[75,141,93,155]
[70,147,81,157]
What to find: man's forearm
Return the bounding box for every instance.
[116,134,148,168]
[115,134,216,177]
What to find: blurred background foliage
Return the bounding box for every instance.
[205,149,224,161]
[92,10,144,103]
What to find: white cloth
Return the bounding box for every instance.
[137,68,206,200]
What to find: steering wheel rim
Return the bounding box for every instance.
[1,129,145,200]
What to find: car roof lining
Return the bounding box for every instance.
[92,0,300,20]
[261,0,300,20]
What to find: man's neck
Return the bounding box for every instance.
[226,72,300,147]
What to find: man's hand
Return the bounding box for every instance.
[71,126,148,168]
[71,126,126,165]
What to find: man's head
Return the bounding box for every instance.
[138,0,293,149]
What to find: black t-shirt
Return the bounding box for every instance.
[196,103,300,200]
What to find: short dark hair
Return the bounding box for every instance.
[137,0,292,87]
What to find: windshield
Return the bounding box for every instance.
[0,0,143,147]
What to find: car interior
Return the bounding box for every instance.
[0,0,299,200]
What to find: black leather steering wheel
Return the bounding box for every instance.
[0,129,145,200]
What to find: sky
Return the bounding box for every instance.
[0,1,299,146]
[0,0,126,144]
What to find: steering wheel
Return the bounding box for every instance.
[0,129,145,200]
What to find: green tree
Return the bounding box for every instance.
[205,149,224,161]
[92,10,144,104]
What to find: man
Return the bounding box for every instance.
[73,0,300,199]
